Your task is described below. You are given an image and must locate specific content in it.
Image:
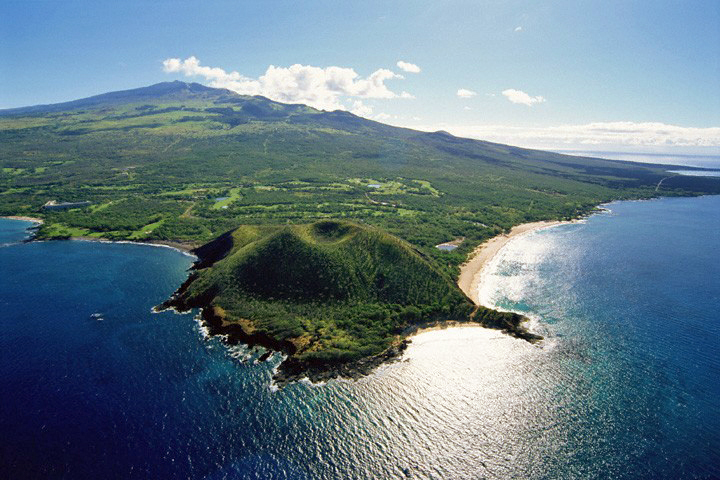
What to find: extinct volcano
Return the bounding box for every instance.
[161,220,538,384]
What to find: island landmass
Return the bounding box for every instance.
[2,82,720,383]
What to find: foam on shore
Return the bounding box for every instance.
[458,220,573,306]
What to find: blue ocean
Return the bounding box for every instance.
[1,195,719,479]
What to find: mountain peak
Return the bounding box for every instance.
[0,81,235,116]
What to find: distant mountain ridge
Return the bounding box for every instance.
[2,80,713,172]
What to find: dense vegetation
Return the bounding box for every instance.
[3,81,719,279]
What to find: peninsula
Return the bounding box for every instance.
[159,220,539,384]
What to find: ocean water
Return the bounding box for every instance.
[1,196,718,479]
[555,151,720,170]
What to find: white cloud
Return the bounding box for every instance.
[457,88,477,98]
[514,26,523,32]
[463,106,472,111]
[396,60,421,73]
[349,100,373,117]
[502,88,545,106]
[409,121,720,150]
[162,56,412,115]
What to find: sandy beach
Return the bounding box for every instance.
[2,215,44,224]
[457,220,571,305]
[71,236,198,255]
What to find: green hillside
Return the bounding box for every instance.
[2,81,719,279]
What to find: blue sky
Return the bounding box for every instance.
[2,0,719,153]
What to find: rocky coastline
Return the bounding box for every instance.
[158,253,542,387]
[158,278,411,386]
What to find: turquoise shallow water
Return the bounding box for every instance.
[1,195,719,479]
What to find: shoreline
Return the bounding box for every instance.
[1,216,197,255]
[457,220,575,305]
[1,215,44,225]
[70,236,198,257]
[403,319,488,337]
[2,216,197,256]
